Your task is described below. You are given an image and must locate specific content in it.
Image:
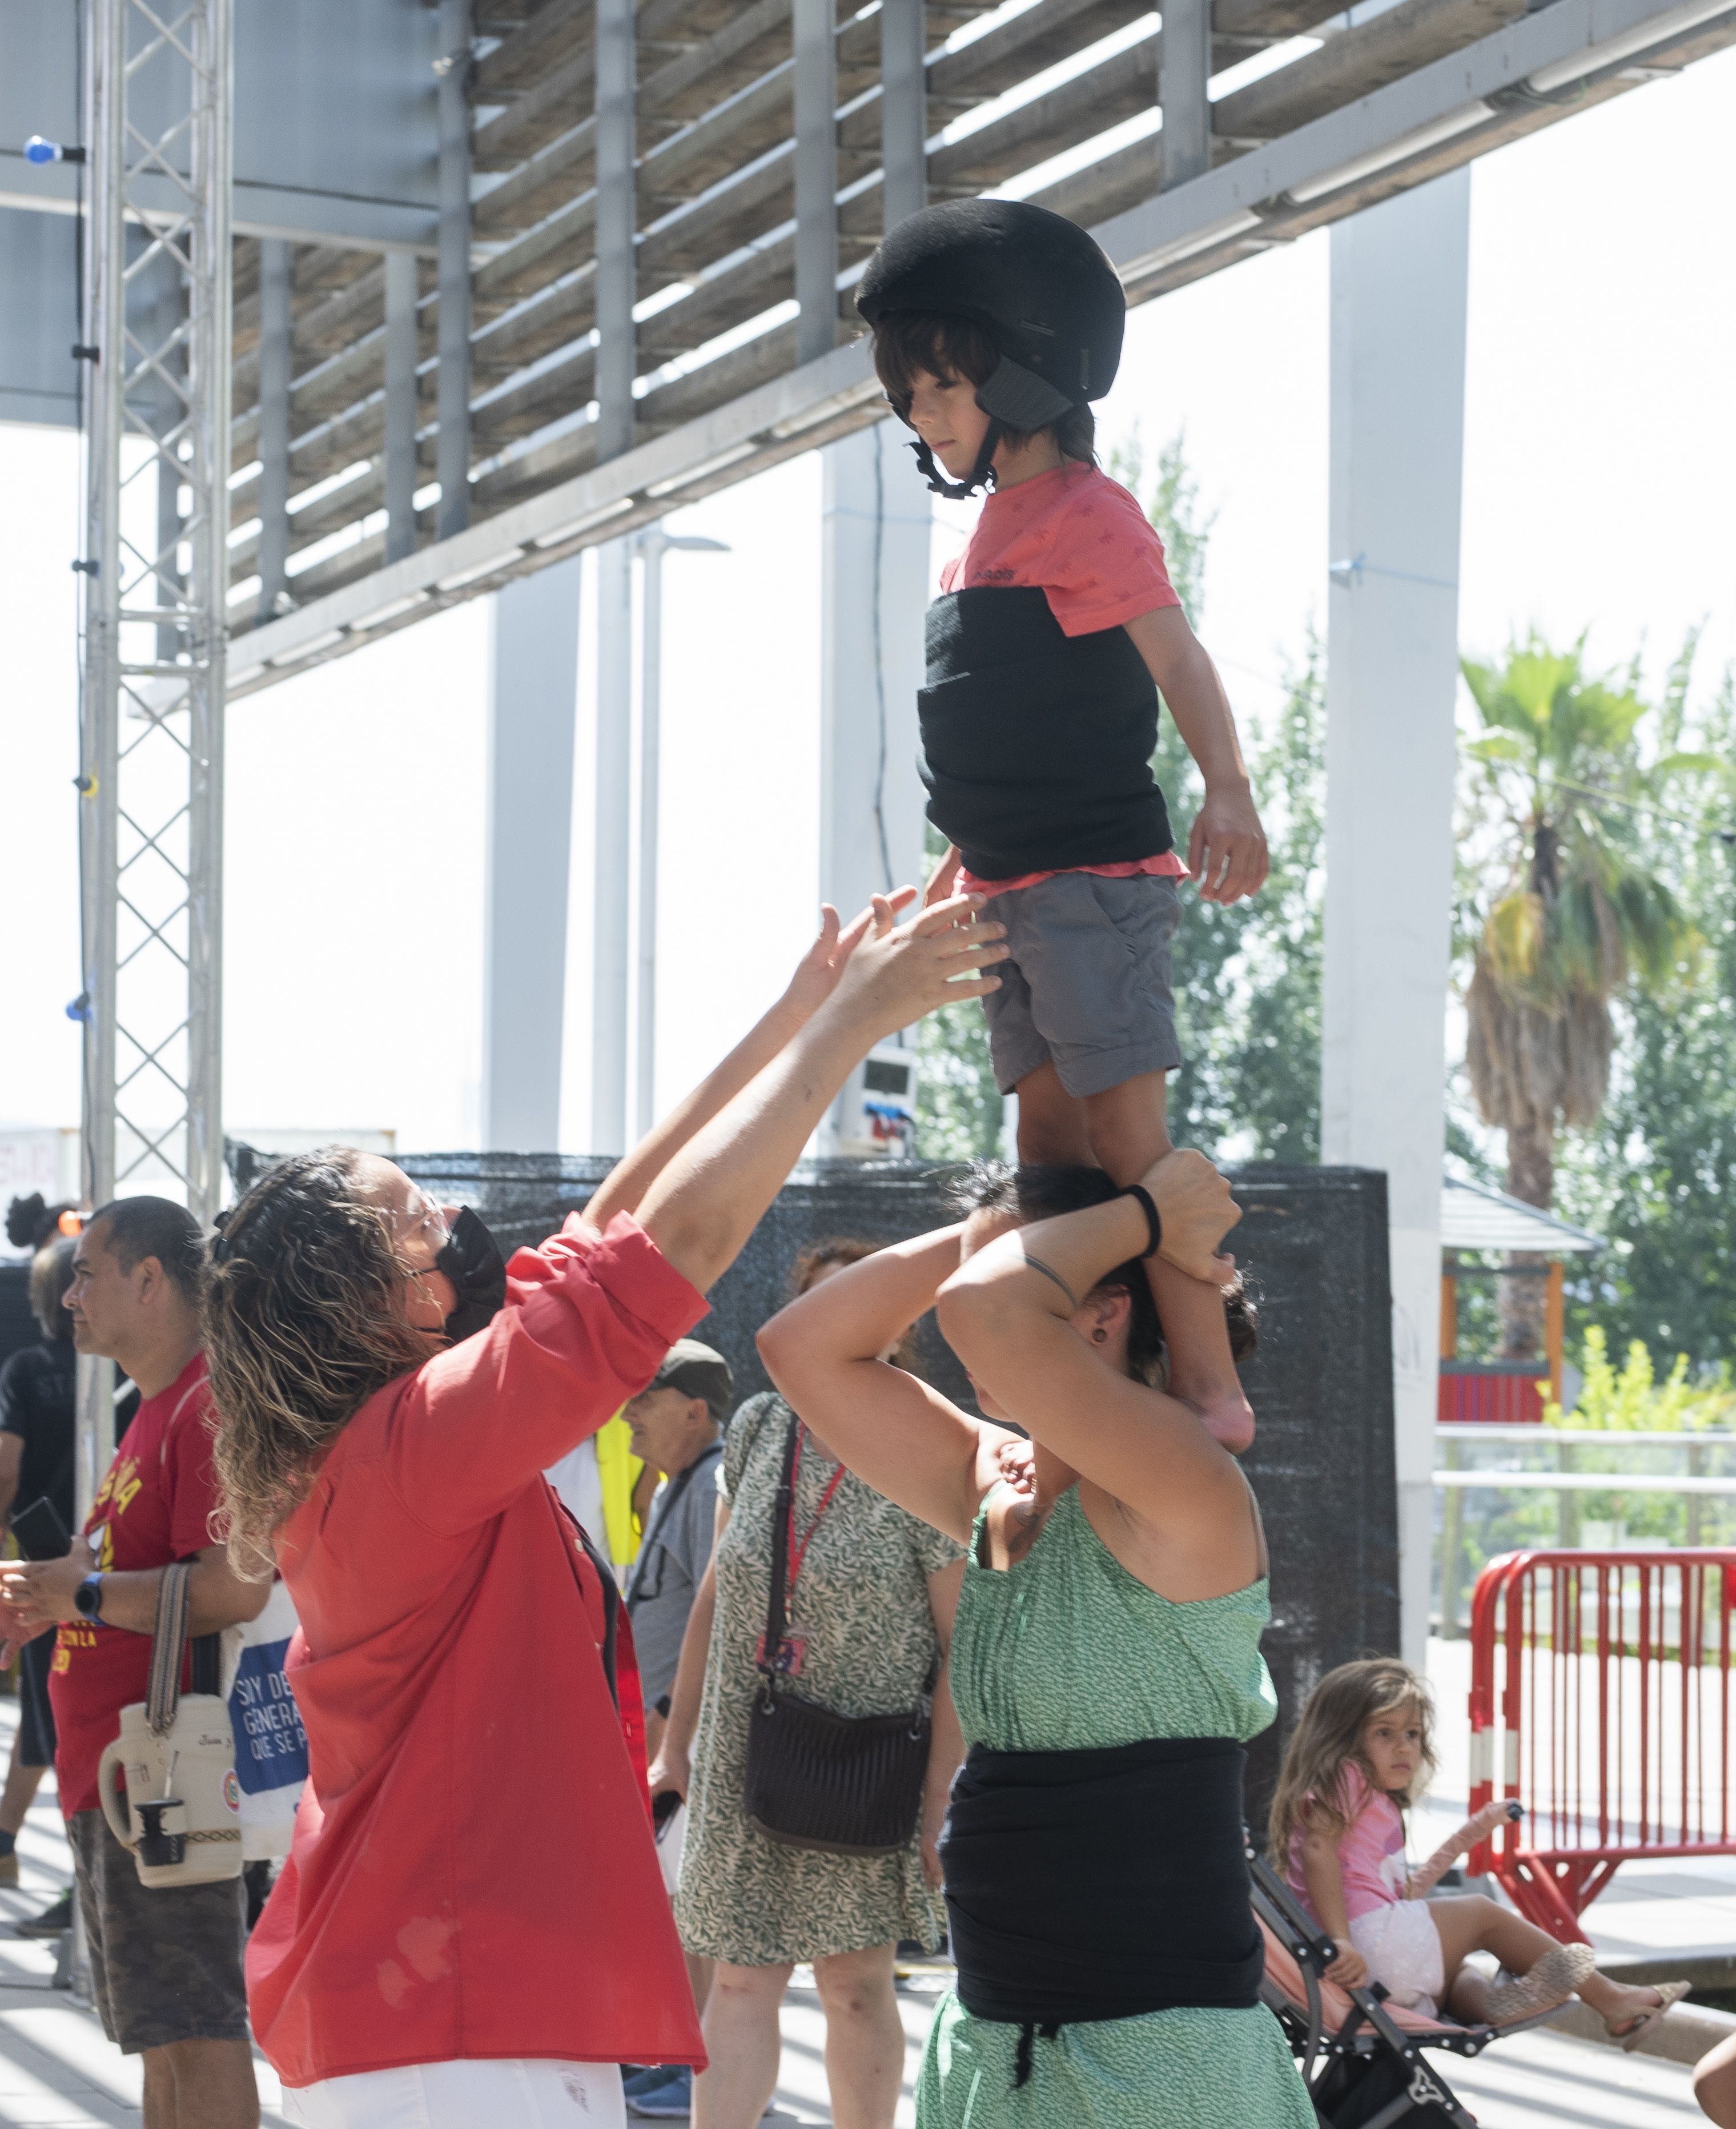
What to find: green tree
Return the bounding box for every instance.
[1549,654,1736,1368]
[1458,634,1710,1353]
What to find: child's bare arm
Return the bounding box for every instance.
[1299,1810,1369,1989]
[1407,1798,1516,1898]
[923,842,962,908]
[1123,606,1268,906]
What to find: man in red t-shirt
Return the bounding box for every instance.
[0,1198,267,2129]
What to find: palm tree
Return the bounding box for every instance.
[1459,635,1708,1356]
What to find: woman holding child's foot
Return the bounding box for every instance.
[758,1146,1311,2128]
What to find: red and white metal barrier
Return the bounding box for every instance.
[1467,1548,1736,1941]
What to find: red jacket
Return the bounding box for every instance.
[247,1215,708,2087]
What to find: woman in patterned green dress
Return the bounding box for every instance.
[650,1243,966,2129]
[760,1157,1315,2129]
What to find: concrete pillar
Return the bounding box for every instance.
[815,419,931,1153]
[591,538,634,1156]
[1321,169,1469,1672]
[482,558,581,1151]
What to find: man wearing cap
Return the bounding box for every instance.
[622,1340,732,1760]
[618,1347,732,2115]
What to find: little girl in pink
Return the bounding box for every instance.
[1269,1659,1685,2040]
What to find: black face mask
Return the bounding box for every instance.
[434,1206,507,1344]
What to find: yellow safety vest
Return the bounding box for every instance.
[594,1413,645,1569]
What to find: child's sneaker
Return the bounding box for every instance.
[1484,1941,1596,2023]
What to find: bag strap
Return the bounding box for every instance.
[757,1415,801,1680]
[189,1630,221,1697]
[146,1562,193,1739]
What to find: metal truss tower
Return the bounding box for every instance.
[78,0,232,1220]
[76,0,231,1496]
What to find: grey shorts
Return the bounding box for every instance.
[981,870,1183,1099]
[67,1810,250,2054]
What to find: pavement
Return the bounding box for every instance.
[0,1641,1721,2127]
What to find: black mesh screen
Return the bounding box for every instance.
[227,1144,1400,1836]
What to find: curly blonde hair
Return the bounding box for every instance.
[1267,1658,1437,1862]
[204,1148,432,1576]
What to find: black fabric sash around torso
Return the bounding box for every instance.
[919,585,1174,881]
[940,1734,1262,2057]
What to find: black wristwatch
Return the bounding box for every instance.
[74,1573,106,1624]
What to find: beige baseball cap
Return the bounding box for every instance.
[648,1339,734,1424]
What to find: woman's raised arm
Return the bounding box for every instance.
[936,1153,1256,1586]
[758,1227,1011,1542]
[632,895,1006,1296]
[585,897,906,1236]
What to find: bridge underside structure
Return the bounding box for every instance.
[5,0,1733,1646]
[13,0,1720,693]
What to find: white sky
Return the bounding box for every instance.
[3,47,1734,1158]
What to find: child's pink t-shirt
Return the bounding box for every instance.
[1285,1765,1408,1926]
[939,461,1188,899]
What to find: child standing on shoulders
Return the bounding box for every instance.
[858,198,1264,1449]
[1271,1658,1687,2041]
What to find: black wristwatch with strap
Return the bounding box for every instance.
[74,1572,106,1623]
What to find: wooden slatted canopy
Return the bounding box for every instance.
[228,0,1736,692]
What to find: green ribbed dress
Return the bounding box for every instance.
[915,1484,1313,2129]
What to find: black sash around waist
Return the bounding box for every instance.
[940,1734,1263,2040]
[919,587,1173,881]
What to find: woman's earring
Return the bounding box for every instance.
[1092,1327,1107,1345]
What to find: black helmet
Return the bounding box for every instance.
[857,199,1126,497]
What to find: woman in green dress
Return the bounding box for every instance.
[758,1156,1314,2129]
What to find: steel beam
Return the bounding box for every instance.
[383,248,419,564]
[436,0,472,538]
[594,0,636,462]
[255,238,291,617]
[793,0,839,365]
[879,0,927,231]
[1160,0,1212,187]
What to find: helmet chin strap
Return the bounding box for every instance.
[907,417,1004,500]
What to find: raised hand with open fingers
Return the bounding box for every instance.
[782,890,919,1022]
[825,889,1008,1039]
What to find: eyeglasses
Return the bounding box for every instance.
[389,1190,451,1259]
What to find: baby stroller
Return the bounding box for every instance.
[1247,1838,1568,2127]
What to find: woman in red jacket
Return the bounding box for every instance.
[202,893,1005,2129]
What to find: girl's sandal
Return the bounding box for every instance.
[1484,1942,1596,2024]
[1614,1979,1692,2052]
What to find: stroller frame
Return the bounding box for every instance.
[1248,1838,1565,2128]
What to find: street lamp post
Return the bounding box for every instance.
[633,529,729,1140]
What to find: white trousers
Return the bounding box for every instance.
[280,2058,625,2128]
